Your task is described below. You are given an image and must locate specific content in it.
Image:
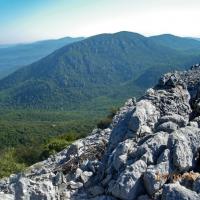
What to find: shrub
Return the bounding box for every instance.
[97,107,118,129]
[40,138,71,160]
[0,148,26,178]
[97,118,112,129]
[14,145,43,165]
[58,131,80,141]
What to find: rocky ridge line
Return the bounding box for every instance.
[1,64,200,199]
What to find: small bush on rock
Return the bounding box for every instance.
[97,107,118,129]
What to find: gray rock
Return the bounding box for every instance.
[156,121,179,133]
[88,186,104,197]
[188,121,198,127]
[110,139,135,171]
[173,139,193,172]
[137,195,151,200]
[80,171,93,184]
[11,174,57,200]
[128,100,160,136]
[193,177,200,193]
[14,176,30,200]
[194,100,200,114]
[53,172,66,186]
[29,180,57,200]
[75,168,83,179]
[143,149,171,196]
[69,181,83,190]
[89,195,116,200]
[109,160,147,200]
[108,100,135,150]
[158,72,182,88]
[170,126,200,171]
[193,116,200,127]
[0,193,14,200]
[137,132,169,165]
[157,114,187,127]
[162,182,200,200]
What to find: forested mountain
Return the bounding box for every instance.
[0,31,199,109]
[0,37,84,79]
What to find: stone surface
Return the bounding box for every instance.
[193,177,200,193]
[143,149,171,196]
[109,160,147,200]
[169,126,200,172]
[80,171,93,184]
[0,193,14,200]
[162,183,200,200]
[156,121,179,133]
[87,185,104,197]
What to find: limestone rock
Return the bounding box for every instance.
[170,126,200,172]
[162,182,200,200]
[80,171,93,184]
[109,160,147,200]
[143,149,171,196]
[0,193,14,200]
[128,100,160,136]
[193,177,200,193]
[87,186,104,197]
[156,121,179,133]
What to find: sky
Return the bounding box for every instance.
[0,0,200,44]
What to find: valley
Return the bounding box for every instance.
[0,31,200,178]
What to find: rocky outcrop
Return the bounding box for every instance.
[1,65,200,199]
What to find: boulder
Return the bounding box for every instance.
[143,149,171,196]
[128,100,160,136]
[170,126,200,171]
[80,171,93,184]
[136,132,169,165]
[162,182,200,200]
[88,186,104,197]
[193,177,200,193]
[157,114,187,127]
[137,195,151,200]
[173,139,193,172]
[156,121,179,133]
[0,193,14,200]
[109,139,135,171]
[109,160,147,200]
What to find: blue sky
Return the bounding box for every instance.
[0,0,200,44]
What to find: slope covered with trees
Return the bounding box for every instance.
[0,31,199,109]
[0,37,84,79]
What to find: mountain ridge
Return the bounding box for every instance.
[0,36,84,79]
[0,31,200,110]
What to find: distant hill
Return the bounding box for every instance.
[0,37,84,79]
[150,34,200,52]
[0,31,199,110]
[194,38,200,41]
[0,44,16,48]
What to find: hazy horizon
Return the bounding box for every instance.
[0,31,200,47]
[1,0,200,44]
